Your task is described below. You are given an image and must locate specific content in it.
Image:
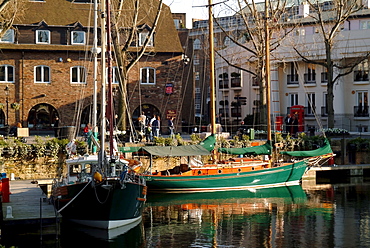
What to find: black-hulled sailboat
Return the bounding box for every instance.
[51,0,146,229]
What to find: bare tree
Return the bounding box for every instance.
[110,0,164,130]
[0,0,26,38]
[215,0,296,129]
[293,0,368,128]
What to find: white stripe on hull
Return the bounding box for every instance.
[70,216,142,229]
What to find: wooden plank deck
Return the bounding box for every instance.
[2,179,57,225]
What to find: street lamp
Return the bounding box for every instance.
[4,86,9,126]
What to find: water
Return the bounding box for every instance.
[1,180,370,248]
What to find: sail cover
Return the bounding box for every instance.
[199,134,216,151]
[280,139,333,157]
[218,141,272,156]
[142,145,210,156]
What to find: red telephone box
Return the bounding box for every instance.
[290,105,305,133]
[275,116,283,131]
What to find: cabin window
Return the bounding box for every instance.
[140,67,155,84]
[36,30,50,44]
[71,31,85,45]
[35,65,50,83]
[139,32,153,46]
[0,65,14,83]
[0,29,14,43]
[71,66,87,84]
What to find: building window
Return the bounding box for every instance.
[322,93,328,116]
[304,64,316,84]
[112,67,119,84]
[195,87,201,94]
[139,32,153,46]
[193,39,201,50]
[355,91,369,117]
[360,20,370,30]
[0,29,14,43]
[287,62,298,85]
[0,65,14,83]
[224,36,231,46]
[35,65,50,83]
[289,93,298,106]
[36,30,50,44]
[71,31,85,45]
[305,93,316,116]
[195,72,200,81]
[71,66,86,84]
[140,67,155,84]
[194,54,200,65]
[354,60,369,82]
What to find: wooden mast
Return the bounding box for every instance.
[265,0,272,142]
[209,0,216,135]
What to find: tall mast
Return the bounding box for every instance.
[265,0,271,141]
[92,0,98,132]
[106,0,115,158]
[100,0,107,159]
[208,0,216,135]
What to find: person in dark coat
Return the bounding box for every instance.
[54,117,60,138]
[284,114,292,134]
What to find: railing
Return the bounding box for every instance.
[304,73,316,84]
[287,74,299,85]
[354,105,369,117]
[304,106,316,117]
[321,106,328,117]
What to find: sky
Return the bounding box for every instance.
[163,0,237,28]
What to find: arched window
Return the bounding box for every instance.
[35,65,50,83]
[140,67,156,84]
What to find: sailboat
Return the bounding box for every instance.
[139,0,333,192]
[51,0,147,229]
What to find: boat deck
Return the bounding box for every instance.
[1,179,57,226]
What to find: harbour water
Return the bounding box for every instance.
[1,178,370,248]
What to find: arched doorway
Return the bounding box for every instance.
[27,103,58,130]
[132,104,160,123]
[0,110,5,126]
[80,104,101,127]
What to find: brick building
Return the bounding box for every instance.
[0,0,183,134]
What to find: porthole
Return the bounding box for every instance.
[251,167,255,170]
[198,170,202,175]
[218,169,222,173]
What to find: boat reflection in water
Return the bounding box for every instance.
[60,218,144,247]
[144,185,307,247]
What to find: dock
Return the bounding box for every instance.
[303,164,370,179]
[1,179,57,226]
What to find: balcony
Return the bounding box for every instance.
[304,106,316,117]
[354,105,369,117]
[354,70,369,82]
[321,72,328,84]
[287,74,299,85]
[304,73,316,85]
[219,80,229,89]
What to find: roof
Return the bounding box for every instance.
[13,0,183,53]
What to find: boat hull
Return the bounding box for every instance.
[53,179,147,229]
[144,160,307,192]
